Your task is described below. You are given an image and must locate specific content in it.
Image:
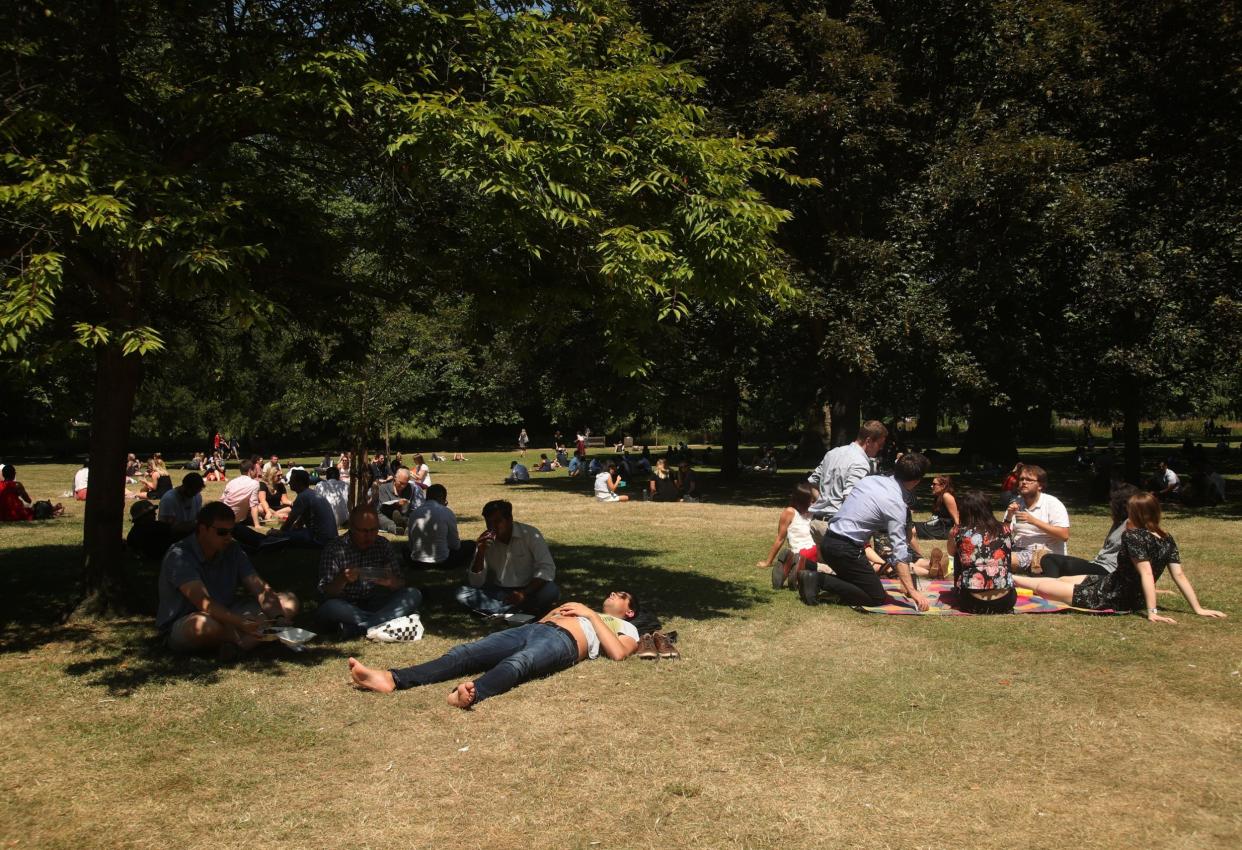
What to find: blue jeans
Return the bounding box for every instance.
[390,622,579,702]
[316,587,422,638]
[455,581,560,616]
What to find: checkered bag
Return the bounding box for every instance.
[366,614,424,642]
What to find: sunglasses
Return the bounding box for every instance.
[211,526,234,538]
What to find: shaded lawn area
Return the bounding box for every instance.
[0,448,1239,849]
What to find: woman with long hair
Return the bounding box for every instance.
[258,464,291,524]
[1015,492,1227,623]
[913,475,959,541]
[648,457,678,502]
[946,490,1015,614]
[756,482,818,589]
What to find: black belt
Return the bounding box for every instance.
[825,530,863,546]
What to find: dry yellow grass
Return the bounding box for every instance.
[0,451,1239,849]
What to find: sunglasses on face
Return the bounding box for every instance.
[211,526,234,538]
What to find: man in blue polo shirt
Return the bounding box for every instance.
[800,452,932,611]
[156,501,300,654]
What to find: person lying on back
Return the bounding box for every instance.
[348,590,639,708]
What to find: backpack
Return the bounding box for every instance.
[32,500,55,520]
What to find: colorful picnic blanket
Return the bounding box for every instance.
[859,578,1070,615]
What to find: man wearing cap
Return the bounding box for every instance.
[156,501,299,655]
[158,472,205,538]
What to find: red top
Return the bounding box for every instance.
[0,480,33,521]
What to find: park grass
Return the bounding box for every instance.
[0,448,1240,849]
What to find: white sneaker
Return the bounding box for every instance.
[366,614,424,642]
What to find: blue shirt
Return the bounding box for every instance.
[827,475,913,564]
[288,488,338,544]
[807,442,873,517]
[156,535,256,632]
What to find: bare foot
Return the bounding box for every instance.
[348,657,396,693]
[446,681,476,709]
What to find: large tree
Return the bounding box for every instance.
[1,0,798,615]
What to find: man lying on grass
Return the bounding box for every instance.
[348,591,640,708]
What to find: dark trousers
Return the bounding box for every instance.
[815,533,889,606]
[390,622,578,702]
[1039,554,1109,578]
[956,587,1016,614]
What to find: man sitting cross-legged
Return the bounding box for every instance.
[156,501,300,655]
[348,590,640,708]
[316,505,423,641]
[407,484,475,570]
[456,499,560,618]
[1003,464,1070,574]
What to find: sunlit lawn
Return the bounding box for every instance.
[0,446,1239,849]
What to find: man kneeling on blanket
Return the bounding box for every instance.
[800,453,932,611]
[348,591,640,708]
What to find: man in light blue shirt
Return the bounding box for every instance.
[806,421,888,541]
[801,452,931,611]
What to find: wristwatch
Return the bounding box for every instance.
[1147,607,1159,615]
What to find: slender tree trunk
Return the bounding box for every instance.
[828,372,861,448]
[1123,391,1142,484]
[75,344,143,618]
[719,372,740,479]
[384,419,390,457]
[914,381,939,440]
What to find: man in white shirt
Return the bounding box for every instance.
[407,484,474,569]
[347,590,639,708]
[1154,460,1181,500]
[317,466,350,527]
[503,460,530,484]
[456,499,559,617]
[1004,464,1070,573]
[806,420,888,541]
[157,473,205,537]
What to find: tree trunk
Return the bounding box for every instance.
[75,344,143,618]
[828,372,861,448]
[914,382,939,441]
[384,419,390,457]
[963,401,1018,467]
[1123,391,1142,484]
[719,372,740,480]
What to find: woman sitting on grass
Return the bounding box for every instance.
[1014,492,1227,624]
[756,482,818,589]
[594,462,629,502]
[946,490,1015,614]
[647,457,679,502]
[258,465,291,524]
[913,475,959,541]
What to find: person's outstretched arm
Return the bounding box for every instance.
[757,507,795,568]
[1167,563,1226,620]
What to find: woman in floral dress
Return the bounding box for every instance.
[1015,492,1227,624]
[946,490,1016,614]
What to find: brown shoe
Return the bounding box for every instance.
[637,633,658,661]
[652,631,679,660]
[927,547,947,580]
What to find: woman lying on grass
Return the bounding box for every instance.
[1014,492,1227,624]
[349,590,640,708]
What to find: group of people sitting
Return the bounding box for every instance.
[154,488,655,709]
[757,421,1227,622]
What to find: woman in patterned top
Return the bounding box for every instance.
[946,490,1015,614]
[1015,492,1227,624]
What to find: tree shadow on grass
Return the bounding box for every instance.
[404,542,768,642]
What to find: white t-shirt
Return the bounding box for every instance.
[74,467,89,492]
[577,614,640,660]
[317,478,349,526]
[407,499,460,563]
[1162,468,1180,491]
[412,463,432,489]
[1011,492,1070,555]
[594,472,618,501]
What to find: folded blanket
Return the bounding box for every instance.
[859,578,1073,615]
